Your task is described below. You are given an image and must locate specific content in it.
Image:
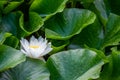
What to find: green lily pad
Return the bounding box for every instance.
[0,58,50,80]
[47,49,105,80]
[0,45,25,72]
[45,8,96,40]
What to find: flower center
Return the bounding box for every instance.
[29,45,40,49]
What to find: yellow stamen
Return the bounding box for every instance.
[29,45,39,49]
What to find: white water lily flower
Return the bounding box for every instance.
[20,36,52,59]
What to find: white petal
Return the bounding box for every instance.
[37,46,46,56]
[21,48,34,58]
[20,36,53,59]
[20,38,29,53]
[34,43,48,58]
[30,39,39,45]
[29,48,40,58]
[38,36,43,42]
[41,43,52,56]
[30,36,36,45]
[39,38,48,48]
[38,38,44,45]
[41,48,52,56]
[40,42,47,49]
[21,49,29,56]
[21,49,26,54]
[20,38,29,47]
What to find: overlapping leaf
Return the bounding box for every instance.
[0,0,24,14]
[99,48,120,80]
[51,40,69,53]
[69,18,103,49]
[3,36,19,48]
[0,45,25,72]
[0,58,50,80]
[45,8,96,40]
[30,0,68,20]
[47,49,105,80]
[102,13,120,49]
[82,0,109,26]
[0,32,11,44]
[0,13,17,35]
[19,12,44,34]
[0,11,43,38]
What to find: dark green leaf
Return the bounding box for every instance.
[0,58,50,80]
[0,11,43,38]
[93,0,109,26]
[0,45,25,72]
[102,13,120,49]
[3,36,19,48]
[51,40,69,54]
[0,0,24,14]
[0,1,7,11]
[79,0,94,3]
[0,32,11,44]
[0,13,17,35]
[83,0,109,26]
[108,0,120,15]
[19,12,43,34]
[99,48,120,80]
[47,49,105,80]
[30,0,68,19]
[69,18,103,49]
[45,8,96,40]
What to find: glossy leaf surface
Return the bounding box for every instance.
[47,49,105,80]
[45,8,96,40]
[0,45,25,72]
[0,58,50,80]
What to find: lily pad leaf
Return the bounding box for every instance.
[0,45,26,72]
[3,35,19,48]
[19,12,44,34]
[0,32,12,44]
[0,12,17,35]
[99,47,120,80]
[69,18,103,49]
[30,0,68,19]
[0,58,50,80]
[102,13,120,49]
[0,0,24,14]
[51,40,69,54]
[47,49,105,80]
[45,8,96,40]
